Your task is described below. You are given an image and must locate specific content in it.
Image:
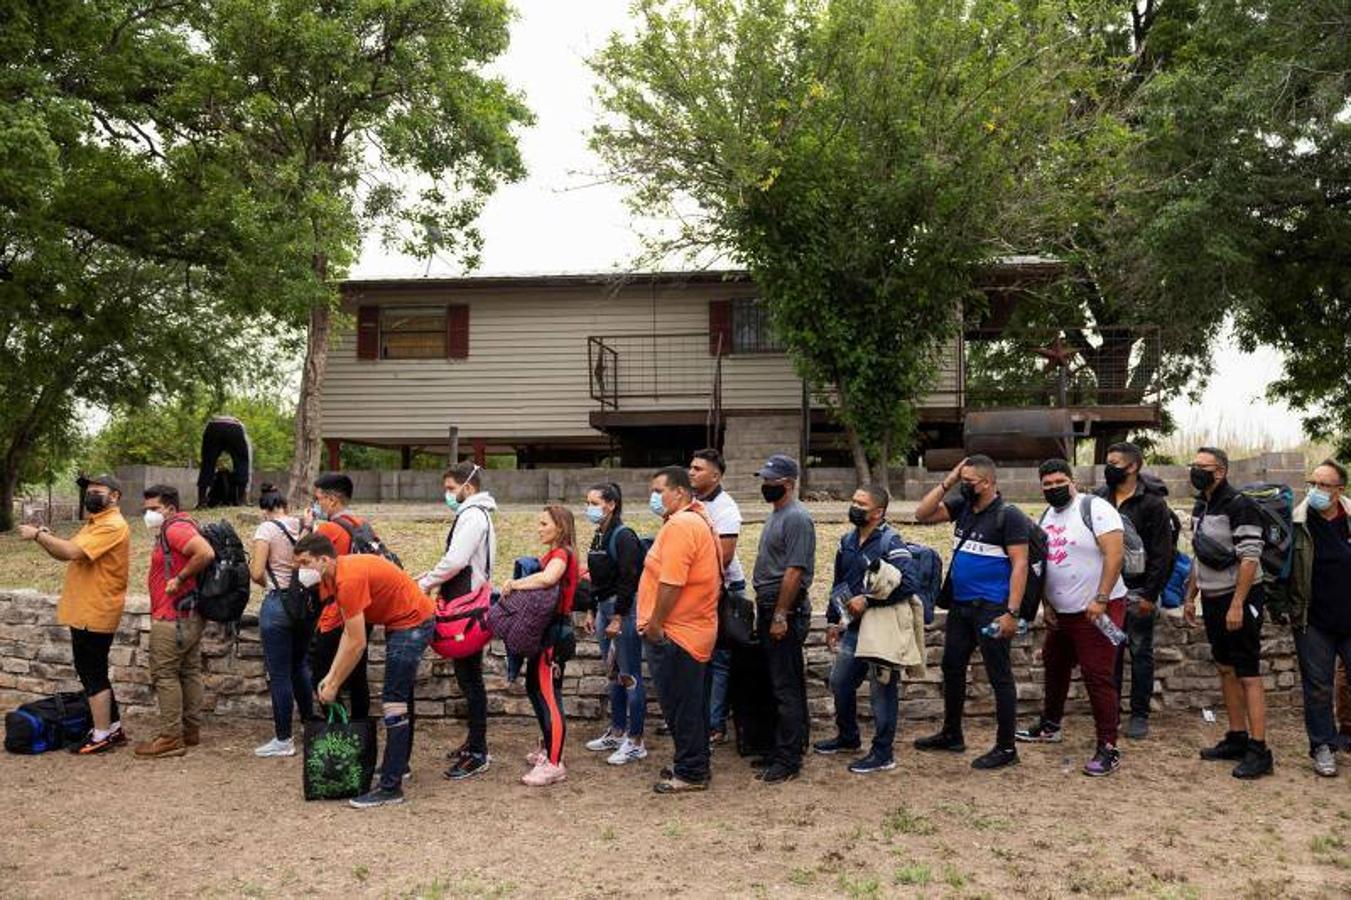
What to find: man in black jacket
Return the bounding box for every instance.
[1097,442,1176,740]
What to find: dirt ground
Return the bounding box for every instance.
[3,709,1348,899]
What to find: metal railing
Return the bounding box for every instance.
[587,332,725,443]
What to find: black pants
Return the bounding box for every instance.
[309,626,372,720]
[525,648,566,765]
[196,418,251,507]
[648,637,710,783]
[941,601,1017,749]
[453,652,488,754]
[70,627,119,723]
[757,600,810,771]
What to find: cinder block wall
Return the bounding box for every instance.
[0,590,1303,728]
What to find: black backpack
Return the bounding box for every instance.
[264,520,321,628]
[331,514,403,569]
[165,518,251,624]
[5,692,92,754]
[997,504,1047,622]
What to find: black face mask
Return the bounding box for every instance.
[959,482,980,506]
[83,493,109,514]
[1189,466,1216,492]
[761,483,787,504]
[1103,464,1130,489]
[1043,485,1073,509]
[847,505,870,527]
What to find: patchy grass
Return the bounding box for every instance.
[1311,832,1349,868]
[881,803,938,837]
[893,862,932,886]
[835,872,882,899]
[942,864,967,888]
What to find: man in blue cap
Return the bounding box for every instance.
[752,453,816,783]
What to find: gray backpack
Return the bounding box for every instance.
[1078,495,1146,576]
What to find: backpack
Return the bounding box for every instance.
[331,514,403,569]
[165,518,251,624]
[1239,483,1296,581]
[999,504,1047,622]
[486,585,561,657]
[263,520,320,628]
[903,541,943,625]
[5,692,92,754]
[1161,552,1192,609]
[1075,495,1147,576]
[431,507,495,660]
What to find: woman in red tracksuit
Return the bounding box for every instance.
[499,504,578,786]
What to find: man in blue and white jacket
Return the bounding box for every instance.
[815,485,918,774]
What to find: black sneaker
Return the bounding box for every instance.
[1200,730,1249,762]
[1232,744,1274,780]
[847,752,897,775]
[1082,743,1121,777]
[446,741,470,761]
[1015,718,1063,743]
[349,786,406,809]
[813,735,862,755]
[71,731,115,755]
[913,730,966,753]
[444,752,490,781]
[758,764,799,784]
[971,746,1019,770]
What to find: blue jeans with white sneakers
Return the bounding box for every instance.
[597,599,645,738]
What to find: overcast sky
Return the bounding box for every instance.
[350,0,1308,450]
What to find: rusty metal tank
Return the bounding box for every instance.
[962,408,1075,464]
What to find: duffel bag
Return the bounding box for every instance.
[4,692,92,754]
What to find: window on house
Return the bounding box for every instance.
[731,298,784,353]
[381,306,446,359]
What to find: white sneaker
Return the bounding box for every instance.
[522,759,567,786]
[254,737,295,758]
[586,731,623,752]
[606,738,648,765]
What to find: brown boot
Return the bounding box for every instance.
[183,727,201,747]
[134,735,186,758]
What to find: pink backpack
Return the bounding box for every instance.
[431,582,493,659]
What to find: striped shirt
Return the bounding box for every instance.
[1193,482,1265,596]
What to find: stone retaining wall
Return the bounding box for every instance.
[0,590,1304,730]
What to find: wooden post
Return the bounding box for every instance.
[400,445,413,470]
[799,378,810,491]
[324,439,341,471]
[447,426,460,465]
[473,439,487,467]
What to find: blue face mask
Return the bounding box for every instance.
[1307,487,1333,512]
[649,491,667,518]
[445,490,461,512]
[585,504,605,525]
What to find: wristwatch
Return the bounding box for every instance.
[772,612,787,625]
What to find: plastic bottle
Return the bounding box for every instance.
[981,618,1030,639]
[1094,613,1127,646]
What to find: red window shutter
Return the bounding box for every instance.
[709,299,732,356]
[446,304,470,360]
[356,306,380,360]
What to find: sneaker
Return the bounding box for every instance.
[1312,744,1337,778]
[133,735,186,759]
[585,731,623,752]
[349,786,405,809]
[1083,744,1121,777]
[1015,719,1063,744]
[971,746,1019,770]
[1200,730,1249,761]
[606,738,648,766]
[813,735,863,756]
[73,732,116,755]
[254,737,296,758]
[1124,716,1149,740]
[108,726,128,746]
[521,760,567,787]
[446,741,469,761]
[1232,744,1274,780]
[709,730,728,745]
[749,756,773,770]
[445,752,491,781]
[913,730,966,753]
[526,747,547,766]
[758,764,799,784]
[847,753,897,775]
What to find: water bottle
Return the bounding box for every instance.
[981,617,1028,639]
[1094,613,1127,646]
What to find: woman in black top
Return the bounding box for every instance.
[581,483,649,765]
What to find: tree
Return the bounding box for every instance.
[591,0,1104,486]
[195,0,532,505]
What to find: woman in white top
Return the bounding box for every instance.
[248,483,312,757]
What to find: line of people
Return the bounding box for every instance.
[17,445,1351,810]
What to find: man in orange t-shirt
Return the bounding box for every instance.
[638,465,722,793]
[294,534,434,809]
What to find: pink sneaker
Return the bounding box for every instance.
[521,760,567,787]
[525,747,546,766]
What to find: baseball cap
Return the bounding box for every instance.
[86,473,123,494]
[757,454,800,480]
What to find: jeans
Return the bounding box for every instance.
[757,599,810,771]
[1042,599,1126,747]
[310,624,372,720]
[597,599,646,738]
[1294,623,1351,753]
[259,591,314,741]
[378,619,433,791]
[452,652,488,755]
[941,601,1017,749]
[648,637,710,783]
[148,616,205,739]
[1113,602,1157,720]
[830,627,899,760]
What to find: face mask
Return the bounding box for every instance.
[649,491,667,518]
[296,567,322,589]
[444,490,461,512]
[84,493,109,514]
[143,509,165,530]
[1043,485,1073,510]
[761,483,787,504]
[1104,464,1130,489]
[1307,488,1333,512]
[847,505,870,527]
[585,504,605,525]
[310,502,325,521]
[959,482,980,505]
[1189,466,1216,492]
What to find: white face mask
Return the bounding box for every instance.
[296,567,322,589]
[143,509,165,530]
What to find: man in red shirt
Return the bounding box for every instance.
[293,533,435,809]
[137,485,215,758]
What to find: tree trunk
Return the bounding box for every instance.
[869,430,892,493]
[847,424,870,489]
[287,280,333,508]
[0,460,18,532]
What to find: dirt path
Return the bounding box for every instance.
[3,710,1347,899]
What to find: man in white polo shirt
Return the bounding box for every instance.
[689,448,746,743]
[1016,458,1129,777]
